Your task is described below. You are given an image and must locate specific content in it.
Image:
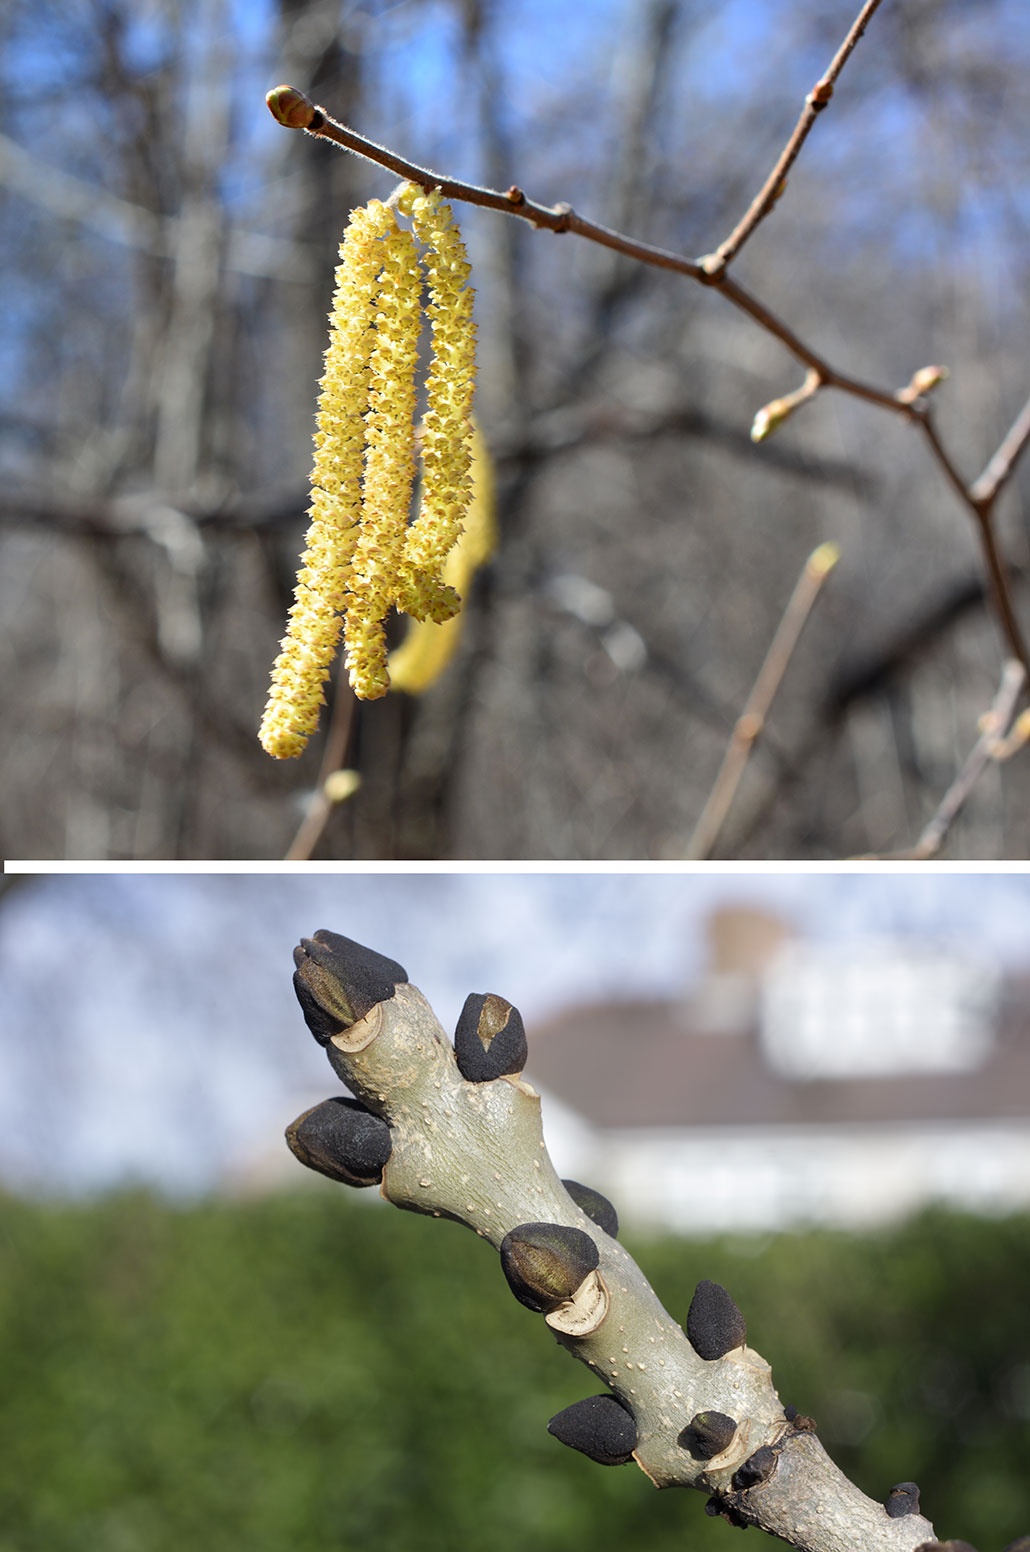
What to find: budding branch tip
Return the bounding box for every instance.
[266,84,317,130]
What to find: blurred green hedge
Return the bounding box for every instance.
[0,1191,1026,1552]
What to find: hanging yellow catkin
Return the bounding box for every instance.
[259,200,396,757]
[388,420,495,695]
[396,184,477,621]
[343,218,422,700]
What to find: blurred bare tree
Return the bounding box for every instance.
[3,0,1030,859]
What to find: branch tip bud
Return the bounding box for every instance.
[561,1179,619,1239]
[500,1222,599,1314]
[266,84,317,130]
[292,930,408,1044]
[323,768,361,804]
[285,1096,392,1187]
[454,992,528,1082]
[686,1279,747,1360]
[806,540,840,578]
[547,1395,637,1465]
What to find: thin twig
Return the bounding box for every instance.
[266,43,1030,681]
[685,542,840,859]
[859,659,1026,860]
[703,0,885,274]
[969,389,1030,506]
[284,674,357,861]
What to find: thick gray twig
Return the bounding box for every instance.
[285,933,946,1552]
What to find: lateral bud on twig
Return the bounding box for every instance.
[453,993,528,1082]
[500,1222,599,1314]
[686,1279,747,1359]
[292,931,408,1044]
[679,1410,739,1460]
[732,1445,778,1490]
[885,1483,921,1518]
[562,1179,619,1239]
[750,368,821,442]
[898,364,949,405]
[547,1395,637,1465]
[285,1096,392,1186]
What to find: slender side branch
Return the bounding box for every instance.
[970,391,1030,508]
[686,542,840,860]
[704,0,885,273]
[860,659,1026,860]
[283,931,947,1552]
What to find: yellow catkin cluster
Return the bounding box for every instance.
[258,185,477,758]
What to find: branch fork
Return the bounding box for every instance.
[284,930,964,1552]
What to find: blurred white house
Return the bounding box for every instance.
[526,907,1030,1233]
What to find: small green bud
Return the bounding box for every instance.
[292,931,407,1044]
[679,1411,738,1460]
[562,1179,619,1239]
[500,1222,599,1313]
[285,1096,392,1186]
[453,992,527,1082]
[885,1483,921,1518]
[732,1446,777,1491]
[686,1279,747,1360]
[548,1395,637,1465]
[266,84,317,130]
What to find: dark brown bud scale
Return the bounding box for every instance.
[285,1096,392,1186]
[885,1483,921,1518]
[686,1279,747,1360]
[562,1179,619,1239]
[547,1394,636,1465]
[500,1222,599,1313]
[293,931,408,1044]
[453,993,528,1082]
[732,1446,777,1491]
[679,1411,738,1460]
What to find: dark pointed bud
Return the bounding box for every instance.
[783,1404,797,1421]
[732,1446,777,1491]
[292,931,407,1044]
[453,993,528,1081]
[500,1222,599,1313]
[679,1411,738,1460]
[686,1279,747,1359]
[285,1097,392,1187]
[547,1394,636,1465]
[562,1179,619,1239]
[705,1497,751,1529]
[885,1483,921,1518]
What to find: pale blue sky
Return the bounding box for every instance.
[2,872,1029,1197]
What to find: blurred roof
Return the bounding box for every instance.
[525,973,1030,1130]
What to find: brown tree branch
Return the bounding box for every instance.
[265,29,1030,685]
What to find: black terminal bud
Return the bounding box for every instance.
[885,1483,921,1519]
[686,1279,747,1359]
[562,1179,619,1239]
[679,1411,738,1460]
[783,1404,797,1421]
[292,931,407,1044]
[453,993,528,1081]
[547,1394,637,1465]
[500,1222,599,1313]
[732,1446,777,1491]
[285,1097,392,1187]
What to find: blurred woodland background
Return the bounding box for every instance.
[4,0,1030,859]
